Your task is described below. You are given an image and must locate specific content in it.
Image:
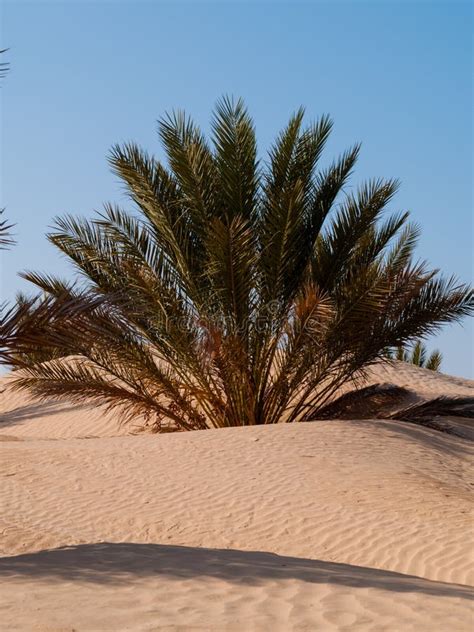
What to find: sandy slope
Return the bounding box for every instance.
[0,364,473,631]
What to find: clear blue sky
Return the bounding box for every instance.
[1,1,472,377]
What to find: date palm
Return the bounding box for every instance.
[6,98,473,430]
[0,210,17,360]
[0,209,14,249]
[388,340,442,371]
[0,48,8,80]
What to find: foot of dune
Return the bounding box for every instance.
[1,364,473,631]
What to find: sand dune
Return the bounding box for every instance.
[1,363,473,630]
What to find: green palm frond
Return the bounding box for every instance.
[0,49,9,80]
[259,112,335,307]
[205,215,257,333]
[385,221,421,272]
[313,178,400,292]
[0,209,15,249]
[396,346,407,361]
[411,340,426,367]
[158,110,217,227]
[211,96,258,222]
[426,350,442,371]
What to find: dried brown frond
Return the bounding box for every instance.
[311,383,411,420]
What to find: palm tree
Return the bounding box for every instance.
[0,209,15,249]
[386,340,443,371]
[0,210,16,361]
[0,48,9,80]
[0,51,17,362]
[6,98,473,430]
[424,350,443,371]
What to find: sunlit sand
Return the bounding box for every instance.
[1,361,473,631]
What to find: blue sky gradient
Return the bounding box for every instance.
[1,1,472,376]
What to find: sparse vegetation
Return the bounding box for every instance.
[385,340,442,371]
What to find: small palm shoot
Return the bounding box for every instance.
[386,340,443,371]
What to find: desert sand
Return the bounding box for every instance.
[1,361,473,631]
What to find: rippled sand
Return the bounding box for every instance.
[1,363,473,631]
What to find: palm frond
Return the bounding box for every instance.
[392,396,474,422]
[0,49,9,80]
[0,209,15,249]
[426,350,442,371]
[311,383,411,420]
[211,96,258,222]
[205,214,257,333]
[314,178,400,292]
[385,222,421,271]
[259,113,336,307]
[158,110,217,227]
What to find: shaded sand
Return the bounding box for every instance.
[1,543,472,632]
[0,363,473,630]
[0,374,135,440]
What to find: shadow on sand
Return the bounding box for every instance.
[0,542,472,599]
[0,402,89,428]
[368,418,474,456]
